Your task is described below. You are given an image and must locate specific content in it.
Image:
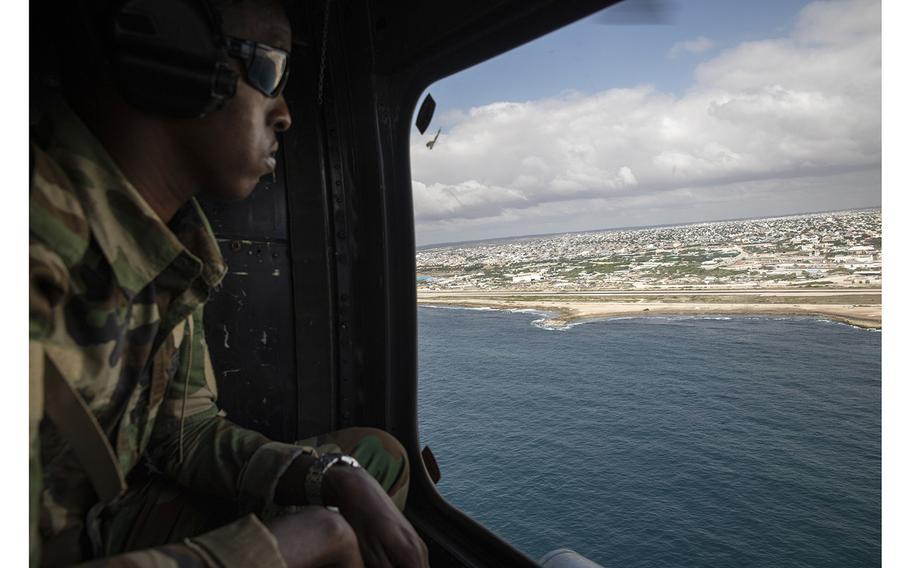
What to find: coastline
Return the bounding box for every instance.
[416,289,882,330]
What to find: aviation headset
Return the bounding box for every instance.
[64,0,239,118]
[106,0,238,117]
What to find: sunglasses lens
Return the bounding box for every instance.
[248,46,288,96]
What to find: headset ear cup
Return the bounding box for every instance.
[110,0,232,117]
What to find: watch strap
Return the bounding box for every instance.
[303,453,360,506]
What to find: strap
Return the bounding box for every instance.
[43,354,127,503]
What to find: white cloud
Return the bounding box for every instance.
[411,0,881,244]
[412,179,528,222]
[668,36,714,58]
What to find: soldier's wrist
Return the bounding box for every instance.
[322,459,371,505]
[305,453,361,507]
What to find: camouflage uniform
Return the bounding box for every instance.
[29,98,409,567]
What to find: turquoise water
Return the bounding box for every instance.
[417,307,881,567]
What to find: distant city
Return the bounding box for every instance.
[416,209,882,291]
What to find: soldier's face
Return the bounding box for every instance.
[177,0,292,201]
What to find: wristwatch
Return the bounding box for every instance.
[304,453,361,506]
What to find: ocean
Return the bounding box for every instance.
[417,307,881,567]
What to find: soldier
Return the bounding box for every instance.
[29,0,429,566]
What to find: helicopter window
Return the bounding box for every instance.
[412,1,881,565]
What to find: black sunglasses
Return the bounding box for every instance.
[224,36,290,98]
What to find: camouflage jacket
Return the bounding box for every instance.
[29,99,306,567]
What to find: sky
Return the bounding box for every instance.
[409,0,882,246]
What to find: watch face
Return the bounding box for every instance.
[339,455,361,468]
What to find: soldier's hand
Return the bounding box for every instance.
[324,466,429,568]
[267,507,366,568]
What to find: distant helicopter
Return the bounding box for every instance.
[427,127,441,149]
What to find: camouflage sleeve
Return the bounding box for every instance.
[29,239,72,342]
[29,147,84,568]
[148,305,307,517]
[30,236,72,568]
[76,515,286,567]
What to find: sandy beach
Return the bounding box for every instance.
[417,289,882,329]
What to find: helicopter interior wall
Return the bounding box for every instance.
[198,180,300,443]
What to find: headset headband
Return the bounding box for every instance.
[110,0,238,117]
